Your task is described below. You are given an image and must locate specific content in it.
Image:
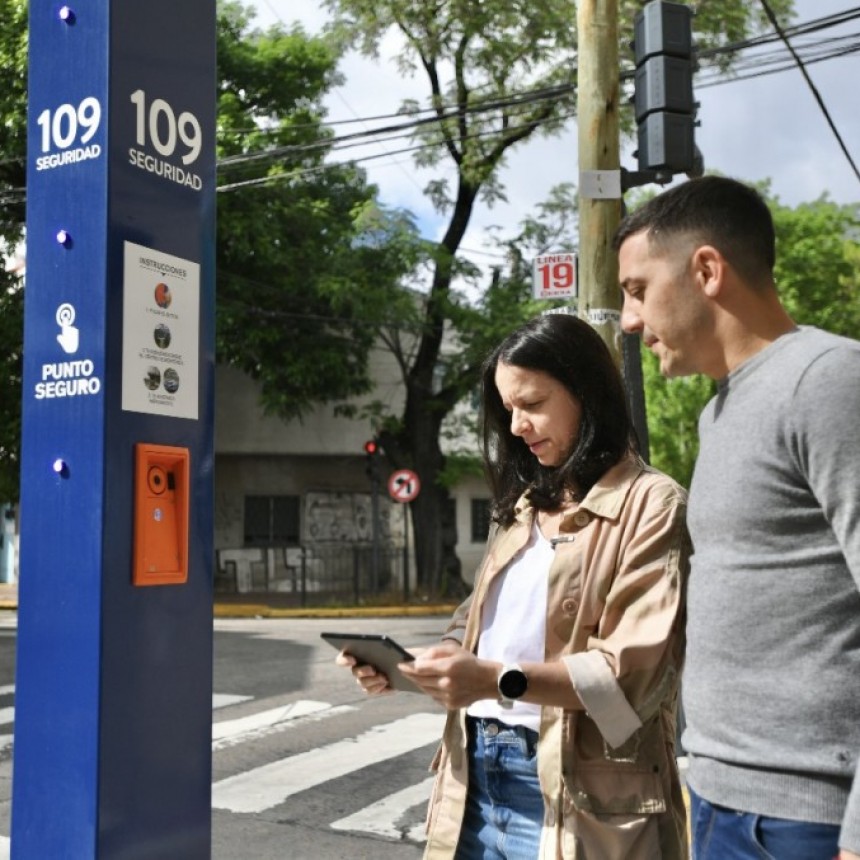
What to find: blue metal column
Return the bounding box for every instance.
[13,2,215,857]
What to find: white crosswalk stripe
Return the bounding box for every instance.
[212,699,357,750]
[0,689,359,757]
[212,693,252,710]
[0,687,440,850]
[331,776,434,840]
[212,711,445,814]
[0,683,11,855]
[0,685,12,758]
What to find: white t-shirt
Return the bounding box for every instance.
[467,519,552,732]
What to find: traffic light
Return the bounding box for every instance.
[633,1,696,174]
[364,438,381,481]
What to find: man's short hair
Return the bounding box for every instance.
[613,176,776,283]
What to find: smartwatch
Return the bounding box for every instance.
[497,663,528,708]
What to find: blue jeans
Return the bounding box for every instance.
[690,787,840,860]
[455,717,543,860]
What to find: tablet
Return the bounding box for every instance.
[321,631,419,693]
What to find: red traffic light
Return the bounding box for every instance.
[363,439,378,455]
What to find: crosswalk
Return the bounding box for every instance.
[0,684,443,856]
[213,711,443,814]
[0,683,13,860]
[0,684,12,763]
[0,681,692,859]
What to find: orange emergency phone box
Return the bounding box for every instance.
[133,443,190,586]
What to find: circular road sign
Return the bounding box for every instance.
[387,469,421,503]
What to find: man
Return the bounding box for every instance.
[614,175,860,860]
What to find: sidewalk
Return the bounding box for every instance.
[0,583,16,611]
[0,582,457,619]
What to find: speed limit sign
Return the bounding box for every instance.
[387,469,420,503]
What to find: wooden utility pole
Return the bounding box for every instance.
[577,0,651,459]
[576,0,623,367]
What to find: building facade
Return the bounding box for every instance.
[214,359,490,601]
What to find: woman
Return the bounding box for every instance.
[341,313,689,859]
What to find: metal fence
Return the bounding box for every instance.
[215,543,411,606]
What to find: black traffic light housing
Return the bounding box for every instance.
[364,438,381,481]
[632,1,697,175]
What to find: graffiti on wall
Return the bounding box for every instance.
[303,491,394,544]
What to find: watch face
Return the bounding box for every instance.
[499,667,528,700]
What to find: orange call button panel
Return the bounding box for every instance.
[133,443,190,586]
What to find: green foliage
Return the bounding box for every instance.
[642,189,860,488]
[0,0,27,501]
[215,1,427,419]
[0,0,422,500]
[437,451,484,490]
[0,280,23,502]
[324,0,578,197]
[642,353,715,488]
[314,0,797,589]
[770,193,860,337]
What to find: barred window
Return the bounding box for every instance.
[470,498,491,543]
[244,496,300,546]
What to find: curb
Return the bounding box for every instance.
[0,597,458,619]
[213,603,459,619]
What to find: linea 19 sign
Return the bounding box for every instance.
[532,252,577,300]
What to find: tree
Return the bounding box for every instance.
[322,0,795,593]
[643,188,860,488]
[0,0,410,499]
[0,0,27,503]
[215,1,421,417]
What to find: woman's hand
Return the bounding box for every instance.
[335,650,394,696]
[399,643,496,710]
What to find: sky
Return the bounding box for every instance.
[244,0,860,282]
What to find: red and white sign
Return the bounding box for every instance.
[387,469,420,503]
[532,252,577,300]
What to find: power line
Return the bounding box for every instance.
[247,0,430,200]
[217,8,860,139]
[216,109,575,191]
[3,8,859,205]
[216,10,860,187]
[757,0,860,184]
[217,83,572,172]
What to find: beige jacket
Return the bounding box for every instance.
[424,456,690,859]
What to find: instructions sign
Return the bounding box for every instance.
[121,241,200,419]
[387,469,421,503]
[532,252,577,300]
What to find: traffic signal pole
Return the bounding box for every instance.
[364,440,381,593]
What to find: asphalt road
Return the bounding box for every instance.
[0,612,452,859]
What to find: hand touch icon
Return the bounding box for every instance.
[56,303,80,354]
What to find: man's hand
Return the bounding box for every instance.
[839,850,860,860]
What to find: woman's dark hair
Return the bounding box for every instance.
[481,313,636,526]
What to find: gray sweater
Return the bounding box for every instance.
[683,326,860,853]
